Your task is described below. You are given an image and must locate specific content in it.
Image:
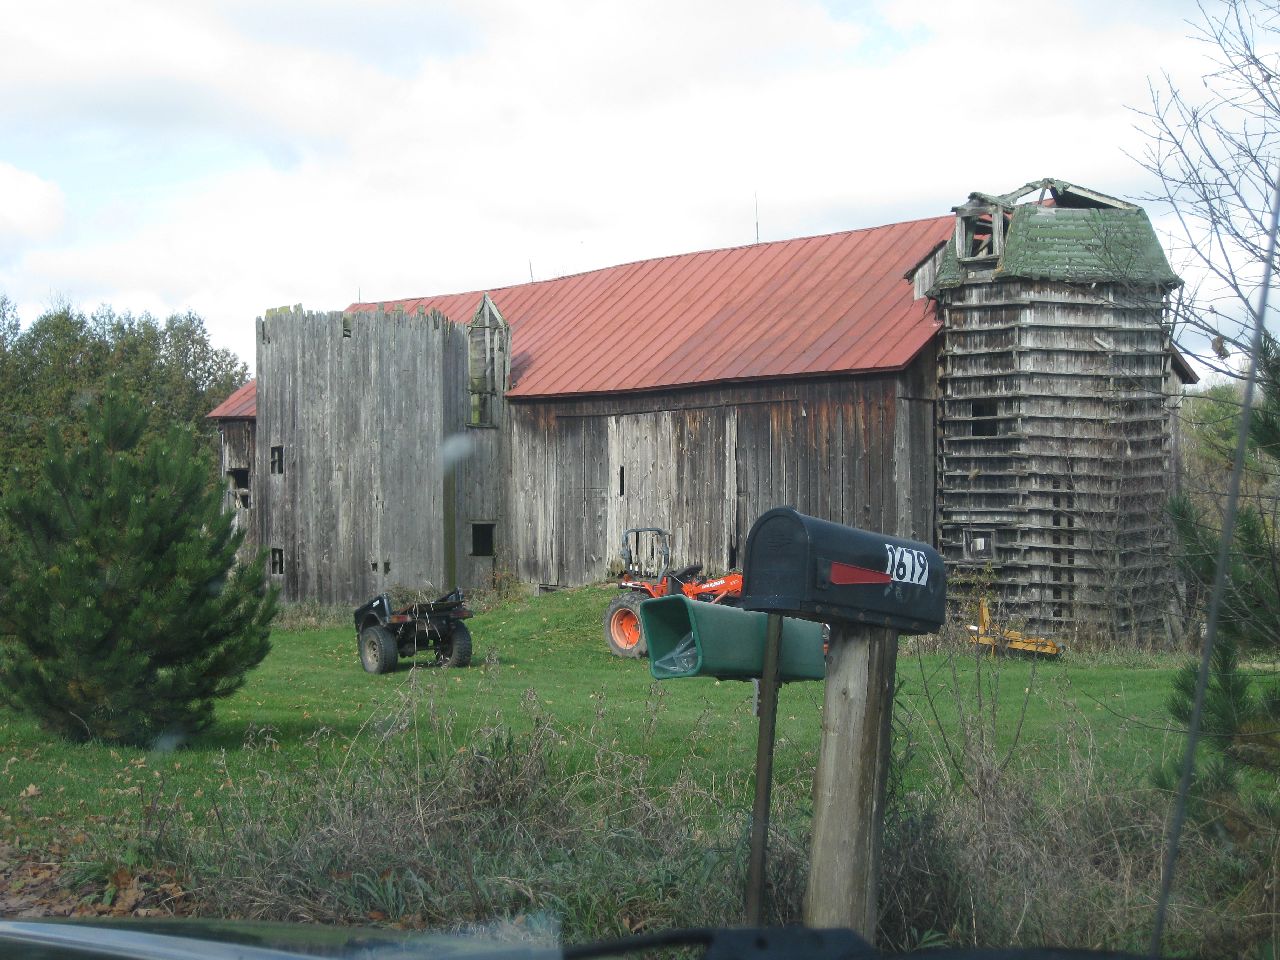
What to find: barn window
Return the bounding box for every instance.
[383,560,390,574]
[954,200,1010,262]
[468,294,507,427]
[971,399,999,437]
[471,522,495,557]
[270,446,284,474]
[270,548,284,575]
[227,468,250,508]
[964,529,995,560]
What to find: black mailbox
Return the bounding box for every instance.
[741,507,945,634]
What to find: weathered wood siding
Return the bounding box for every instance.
[937,279,1176,639]
[507,361,935,588]
[216,419,258,564]
[449,341,509,592]
[254,306,505,604]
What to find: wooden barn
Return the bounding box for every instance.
[209,178,1195,639]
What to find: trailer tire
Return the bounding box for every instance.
[604,592,648,658]
[359,624,399,674]
[437,622,473,668]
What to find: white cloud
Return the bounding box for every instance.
[0,163,64,261]
[0,0,1211,370]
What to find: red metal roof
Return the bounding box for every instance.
[206,379,256,419]
[349,216,953,398]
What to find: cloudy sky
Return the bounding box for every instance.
[1,0,1207,370]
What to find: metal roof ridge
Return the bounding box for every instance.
[345,214,955,313]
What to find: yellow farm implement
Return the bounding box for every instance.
[968,598,1065,658]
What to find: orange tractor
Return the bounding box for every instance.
[602,527,742,657]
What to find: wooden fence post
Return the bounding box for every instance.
[804,623,898,936]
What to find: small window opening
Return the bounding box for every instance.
[1053,512,1062,528]
[618,466,626,497]
[971,399,999,437]
[1052,586,1063,600]
[342,315,352,338]
[383,560,390,574]
[371,561,378,572]
[955,203,1009,261]
[227,468,251,508]
[270,548,284,576]
[964,529,995,560]
[471,522,495,557]
[270,446,284,474]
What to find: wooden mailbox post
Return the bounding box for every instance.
[741,508,945,937]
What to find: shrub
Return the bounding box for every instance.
[0,393,277,746]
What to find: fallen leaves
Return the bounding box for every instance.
[0,842,193,921]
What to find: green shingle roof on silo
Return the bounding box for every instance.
[932,242,964,290]
[998,205,1180,286]
[931,202,1181,291]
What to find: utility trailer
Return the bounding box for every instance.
[968,597,1064,658]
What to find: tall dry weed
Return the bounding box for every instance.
[880,643,1271,956]
[153,671,808,941]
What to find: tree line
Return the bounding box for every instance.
[0,295,247,494]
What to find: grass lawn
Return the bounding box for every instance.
[1,583,1189,856]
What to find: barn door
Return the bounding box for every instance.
[603,409,739,576]
[606,412,676,570]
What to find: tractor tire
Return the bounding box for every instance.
[603,592,648,658]
[436,622,473,668]
[359,624,399,674]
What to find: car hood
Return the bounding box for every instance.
[0,918,558,960]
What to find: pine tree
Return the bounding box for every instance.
[0,393,276,746]
[1165,334,1280,820]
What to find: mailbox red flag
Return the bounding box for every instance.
[829,561,892,586]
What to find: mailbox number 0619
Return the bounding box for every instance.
[884,545,929,586]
